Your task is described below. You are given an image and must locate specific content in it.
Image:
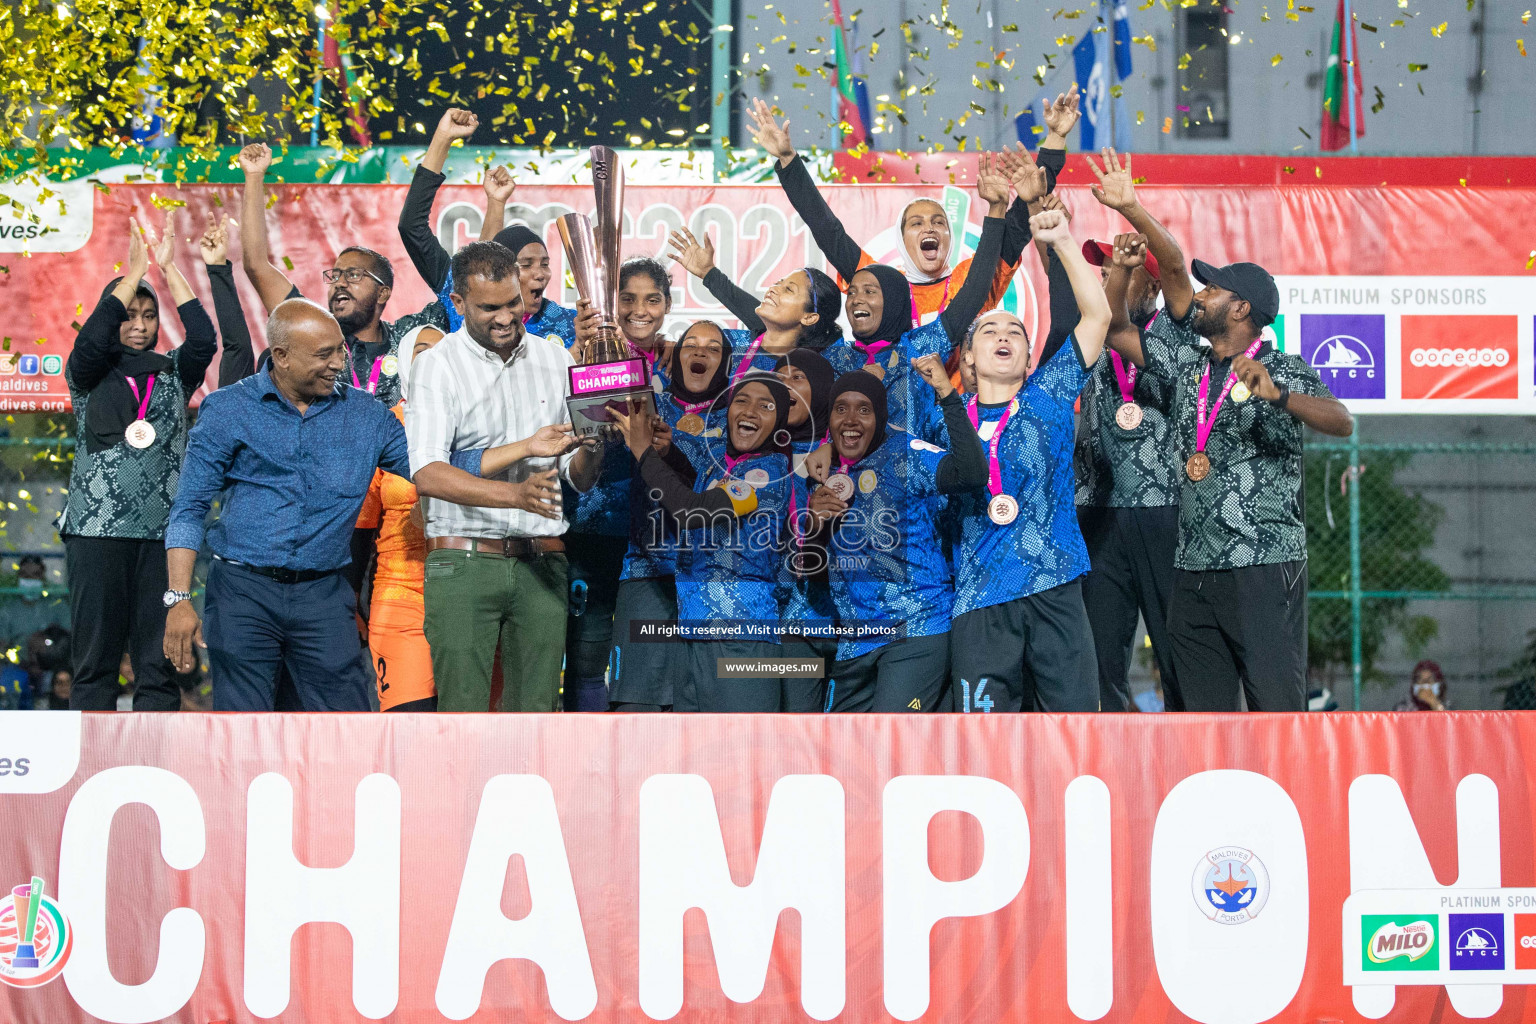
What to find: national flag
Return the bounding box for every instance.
[129,38,172,148]
[1320,0,1365,151]
[830,0,870,147]
[1111,0,1134,81]
[1073,21,1131,151]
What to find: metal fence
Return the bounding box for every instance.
[1306,433,1536,712]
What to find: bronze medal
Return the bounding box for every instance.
[124,419,156,449]
[1185,452,1211,482]
[825,473,855,501]
[987,494,1019,526]
[1114,402,1144,431]
[676,413,704,435]
[866,363,885,382]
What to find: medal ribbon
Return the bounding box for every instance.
[729,334,766,386]
[966,396,1016,499]
[671,395,711,418]
[1194,338,1264,454]
[351,356,383,395]
[853,338,893,366]
[723,450,764,475]
[627,339,661,375]
[1110,350,1138,405]
[125,374,155,422]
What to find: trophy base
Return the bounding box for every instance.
[11,943,39,969]
[567,388,655,438]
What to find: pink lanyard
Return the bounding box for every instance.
[966,396,1017,499]
[854,338,893,366]
[1110,350,1138,404]
[723,450,763,477]
[628,339,661,375]
[351,357,382,394]
[729,334,766,386]
[125,375,155,420]
[672,395,711,418]
[1194,339,1264,454]
[910,275,951,328]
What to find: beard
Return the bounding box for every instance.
[332,295,377,333]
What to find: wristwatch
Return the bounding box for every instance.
[1269,383,1291,410]
[162,589,191,608]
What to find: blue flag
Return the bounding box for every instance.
[1013,89,1050,151]
[1073,25,1132,151]
[1112,0,1134,81]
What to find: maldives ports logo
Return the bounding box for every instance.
[1191,847,1270,925]
[1362,915,1438,971]
[0,876,72,988]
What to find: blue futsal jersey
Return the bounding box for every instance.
[674,442,792,624]
[948,339,1093,618]
[783,442,837,632]
[620,394,724,582]
[823,435,955,659]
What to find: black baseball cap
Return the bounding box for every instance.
[1192,260,1279,328]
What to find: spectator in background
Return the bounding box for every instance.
[61,215,217,712]
[23,624,72,709]
[1394,660,1448,711]
[0,556,70,651]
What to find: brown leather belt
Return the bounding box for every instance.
[426,535,566,558]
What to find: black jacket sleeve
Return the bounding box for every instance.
[209,261,257,387]
[701,268,766,335]
[774,155,865,281]
[998,146,1068,268]
[173,298,218,399]
[1038,249,1082,369]
[939,214,1006,344]
[398,165,452,292]
[933,391,988,493]
[637,448,742,523]
[66,292,127,392]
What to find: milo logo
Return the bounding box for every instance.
[1363,915,1439,971]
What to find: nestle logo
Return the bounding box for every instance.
[569,358,647,396]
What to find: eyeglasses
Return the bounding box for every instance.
[322,267,386,286]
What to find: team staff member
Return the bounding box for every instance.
[613,374,795,712]
[1092,149,1354,711]
[1073,219,1183,711]
[945,209,1110,713]
[408,241,606,713]
[238,142,443,406]
[163,299,533,709]
[608,321,731,712]
[62,216,217,712]
[747,93,1076,324]
[807,361,986,712]
[397,107,576,343]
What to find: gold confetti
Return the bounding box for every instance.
[1409,63,1429,72]
[1271,54,1284,66]
[1431,21,1449,37]
[1527,251,1535,270]
[1162,116,1172,133]
[1520,39,1529,56]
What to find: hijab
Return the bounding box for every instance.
[853,264,915,364]
[84,278,175,453]
[897,199,950,285]
[668,321,733,406]
[494,224,543,256]
[774,349,835,444]
[722,372,793,459]
[829,370,890,461]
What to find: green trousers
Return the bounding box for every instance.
[423,548,569,712]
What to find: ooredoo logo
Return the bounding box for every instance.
[1400,315,1517,400]
[1515,914,1536,970]
[0,876,72,988]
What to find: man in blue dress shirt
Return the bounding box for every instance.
[162,298,542,711]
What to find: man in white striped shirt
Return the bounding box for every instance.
[409,241,605,712]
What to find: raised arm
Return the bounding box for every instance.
[752,98,866,281]
[144,215,215,393]
[910,355,987,493]
[994,85,1077,283]
[937,152,1010,345]
[69,221,147,392]
[479,165,515,242]
[668,226,767,334]
[613,403,752,522]
[201,213,258,386]
[1032,209,1109,365]
[1233,358,1356,438]
[1104,234,1149,367]
[399,108,478,291]
[237,143,298,312]
[1086,148,1195,321]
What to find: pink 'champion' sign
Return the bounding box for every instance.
[569,357,649,397]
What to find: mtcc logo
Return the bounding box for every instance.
[1310,333,1376,377]
[1409,347,1510,368]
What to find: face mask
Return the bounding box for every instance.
[17,577,42,600]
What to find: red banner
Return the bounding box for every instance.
[2,711,1536,1023]
[2,181,1534,412]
